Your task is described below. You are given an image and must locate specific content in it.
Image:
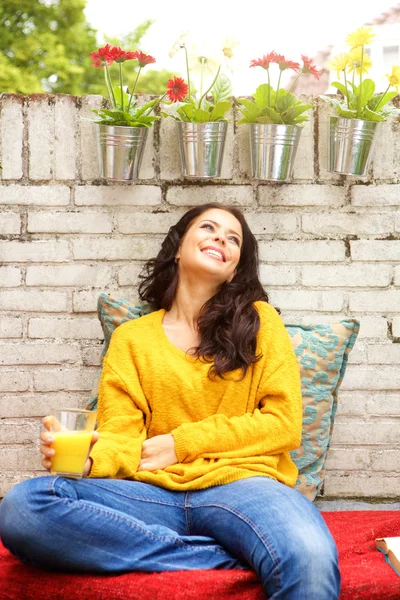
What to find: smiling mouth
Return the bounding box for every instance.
[201,248,225,262]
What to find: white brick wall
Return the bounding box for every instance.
[0,93,399,499]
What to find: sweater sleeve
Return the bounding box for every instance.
[171,306,303,463]
[88,330,148,479]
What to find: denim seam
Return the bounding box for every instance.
[80,480,183,508]
[192,501,282,592]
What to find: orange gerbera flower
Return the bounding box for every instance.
[250,52,277,70]
[273,54,300,72]
[134,51,156,68]
[166,76,189,102]
[301,55,320,80]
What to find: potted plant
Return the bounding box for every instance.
[320,26,400,176]
[162,39,234,178]
[89,44,179,182]
[237,52,319,182]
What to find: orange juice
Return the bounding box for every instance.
[50,431,92,478]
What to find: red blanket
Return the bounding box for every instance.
[0,511,399,600]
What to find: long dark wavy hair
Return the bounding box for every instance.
[138,203,270,379]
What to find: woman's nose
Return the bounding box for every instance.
[213,233,226,245]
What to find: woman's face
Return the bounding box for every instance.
[176,208,243,284]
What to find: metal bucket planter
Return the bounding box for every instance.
[98,125,148,182]
[328,117,379,176]
[177,121,228,178]
[249,123,302,182]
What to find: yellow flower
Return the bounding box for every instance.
[386,65,400,88]
[169,33,189,58]
[328,53,350,76]
[347,47,373,75]
[221,36,239,60]
[346,26,375,49]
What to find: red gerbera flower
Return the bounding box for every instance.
[301,55,320,80]
[250,52,277,70]
[166,76,189,102]
[134,51,156,68]
[108,46,137,63]
[273,54,300,72]
[89,44,114,68]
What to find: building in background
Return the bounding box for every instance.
[291,3,400,94]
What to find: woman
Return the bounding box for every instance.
[0,203,340,599]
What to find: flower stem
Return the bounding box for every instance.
[198,65,221,111]
[358,45,364,117]
[287,71,303,94]
[343,70,349,102]
[374,83,391,113]
[275,70,283,108]
[199,58,205,108]
[127,66,142,112]
[104,64,116,109]
[267,68,271,107]
[183,44,191,99]
[119,62,124,111]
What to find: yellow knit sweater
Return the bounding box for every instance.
[89,301,303,490]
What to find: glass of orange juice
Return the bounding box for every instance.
[49,408,97,479]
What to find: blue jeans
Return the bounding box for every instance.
[0,475,340,599]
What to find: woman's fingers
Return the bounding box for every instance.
[40,443,55,457]
[42,457,52,470]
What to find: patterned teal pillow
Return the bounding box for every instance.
[87,293,359,501]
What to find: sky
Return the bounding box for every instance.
[84,0,399,94]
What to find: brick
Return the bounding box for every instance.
[0,370,32,391]
[351,241,400,261]
[0,342,79,365]
[331,421,399,445]
[350,291,400,312]
[73,290,103,313]
[352,184,400,206]
[74,185,161,206]
[26,265,111,287]
[325,448,371,470]
[28,95,53,180]
[371,450,400,472]
[393,317,400,337]
[0,95,24,180]
[334,392,367,416]
[324,473,400,497]
[0,267,22,287]
[0,185,70,206]
[347,342,366,364]
[316,98,342,183]
[302,213,393,236]
[282,312,348,326]
[72,237,161,260]
[235,106,251,181]
[54,95,76,180]
[259,185,344,207]
[396,214,400,232]
[0,240,69,262]
[0,421,39,444]
[259,265,298,286]
[269,290,344,311]
[259,240,345,262]
[367,344,400,364]
[0,213,21,234]
[301,264,391,287]
[357,316,388,339]
[371,120,396,180]
[34,367,99,391]
[341,365,400,390]
[395,266,400,286]
[0,318,23,338]
[0,290,69,312]
[82,345,103,366]
[28,318,102,340]
[0,447,41,471]
[244,212,297,234]
[292,99,314,181]
[118,264,145,286]
[79,95,103,180]
[367,394,400,416]
[117,211,184,234]
[0,393,86,418]
[167,186,255,207]
[28,211,113,233]
[159,118,182,180]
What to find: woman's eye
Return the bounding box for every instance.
[201,223,214,230]
[230,237,240,246]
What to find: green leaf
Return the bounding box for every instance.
[254,84,275,109]
[258,106,283,124]
[362,107,385,122]
[282,103,312,124]
[113,85,130,108]
[368,91,398,112]
[209,101,231,121]
[192,108,212,123]
[337,107,358,118]
[177,104,195,121]
[212,73,232,103]
[255,115,274,124]
[358,79,375,109]
[331,81,350,100]
[275,91,298,113]
[237,100,262,123]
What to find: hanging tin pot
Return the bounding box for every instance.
[249,123,302,182]
[328,117,379,177]
[98,125,148,182]
[177,121,228,178]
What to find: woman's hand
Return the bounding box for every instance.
[138,434,178,472]
[40,415,99,477]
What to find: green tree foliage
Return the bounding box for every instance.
[1,2,177,95]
